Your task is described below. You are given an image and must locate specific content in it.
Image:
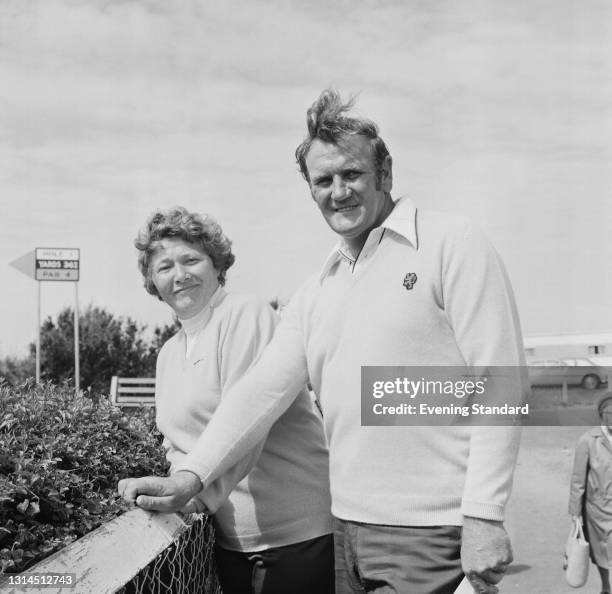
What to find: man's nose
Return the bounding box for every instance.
[330,177,351,201]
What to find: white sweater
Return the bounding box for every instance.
[156,288,331,551]
[176,198,526,526]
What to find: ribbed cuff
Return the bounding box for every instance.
[174,457,213,489]
[460,499,505,521]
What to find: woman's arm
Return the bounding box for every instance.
[568,433,590,516]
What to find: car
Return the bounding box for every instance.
[527,357,611,390]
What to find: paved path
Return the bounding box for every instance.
[503,426,600,593]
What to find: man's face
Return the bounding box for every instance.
[305,135,392,251]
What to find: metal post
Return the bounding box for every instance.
[562,379,568,405]
[74,282,80,396]
[36,281,41,384]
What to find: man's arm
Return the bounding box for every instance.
[173,289,311,489]
[121,298,307,512]
[444,222,525,518]
[442,220,526,592]
[180,300,277,512]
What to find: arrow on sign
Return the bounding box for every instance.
[9,250,36,280]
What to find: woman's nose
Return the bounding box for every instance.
[174,264,189,282]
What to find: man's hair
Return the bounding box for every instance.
[295,89,391,187]
[134,206,235,300]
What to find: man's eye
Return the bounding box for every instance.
[345,171,361,180]
[314,178,331,187]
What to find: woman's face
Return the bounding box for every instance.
[150,237,220,319]
[601,403,612,431]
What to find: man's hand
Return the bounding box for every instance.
[461,517,512,594]
[180,496,210,514]
[117,471,203,513]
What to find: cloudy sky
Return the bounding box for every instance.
[1,0,611,357]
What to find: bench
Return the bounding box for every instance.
[110,376,156,407]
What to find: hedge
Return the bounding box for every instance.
[0,379,169,574]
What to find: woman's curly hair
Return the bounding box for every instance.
[134,206,235,299]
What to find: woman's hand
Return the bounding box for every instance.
[571,515,583,526]
[118,471,203,513]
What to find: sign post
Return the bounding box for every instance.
[74,283,80,392]
[9,248,80,392]
[37,281,41,384]
[35,249,81,393]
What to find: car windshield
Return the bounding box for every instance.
[561,358,595,366]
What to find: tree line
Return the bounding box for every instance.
[0,306,180,393]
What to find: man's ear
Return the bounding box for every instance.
[379,155,393,193]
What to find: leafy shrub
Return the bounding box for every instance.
[0,379,169,574]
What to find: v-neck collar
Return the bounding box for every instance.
[318,196,418,282]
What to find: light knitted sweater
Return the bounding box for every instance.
[156,288,331,551]
[176,198,526,526]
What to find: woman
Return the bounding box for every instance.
[569,392,612,594]
[123,207,333,594]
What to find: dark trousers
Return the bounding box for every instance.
[333,518,464,594]
[214,533,334,594]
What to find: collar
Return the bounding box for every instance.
[318,196,418,282]
[179,286,226,335]
[601,426,612,449]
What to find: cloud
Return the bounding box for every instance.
[1,0,612,354]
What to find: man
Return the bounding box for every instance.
[120,89,526,594]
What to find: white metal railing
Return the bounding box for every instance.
[0,508,220,593]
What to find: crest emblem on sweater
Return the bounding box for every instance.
[403,273,418,290]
